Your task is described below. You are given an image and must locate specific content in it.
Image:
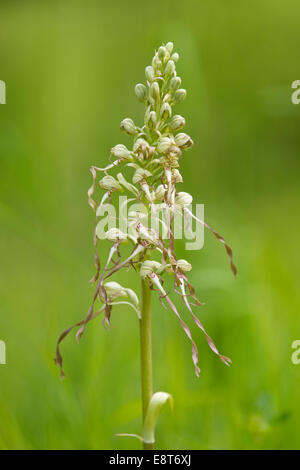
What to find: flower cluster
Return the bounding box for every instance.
[55,42,237,378]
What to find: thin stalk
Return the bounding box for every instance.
[140,277,154,450]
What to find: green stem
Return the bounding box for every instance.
[140,278,154,450]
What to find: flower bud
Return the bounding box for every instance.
[150,81,160,100]
[160,102,172,120]
[146,110,157,129]
[120,118,137,136]
[155,184,166,200]
[164,60,175,76]
[157,136,173,154]
[158,46,168,61]
[173,88,187,104]
[177,259,192,272]
[152,55,162,71]
[99,175,122,191]
[175,132,194,149]
[104,228,128,243]
[132,168,152,184]
[111,144,131,160]
[175,192,193,207]
[169,114,186,131]
[140,260,162,278]
[135,83,147,102]
[171,52,179,62]
[169,76,182,90]
[145,65,155,82]
[165,42,174,54]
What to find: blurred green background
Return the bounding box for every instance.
[1,0,300,450]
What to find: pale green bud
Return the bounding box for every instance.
[135,83,147,101]
[157,136,173,153]
[164,60,175,76]
[120,118,137,136]
[171,52,179,62]
[145,65,155,82]
[177,259,192,272]
[158,46,168,61]
[99,175,122,191]
[175,132,194,149]
[165,42,174,54]
[169,76,181,90]
[150,81,160,100]
[146,110,157,128]
[175,192,193,207]
[169,114,186,131]
[160,102,172,120]
[152,55,162,71]
[173,88,187,104]
[111,144,131,159]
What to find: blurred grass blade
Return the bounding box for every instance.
[142,392,174,445]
